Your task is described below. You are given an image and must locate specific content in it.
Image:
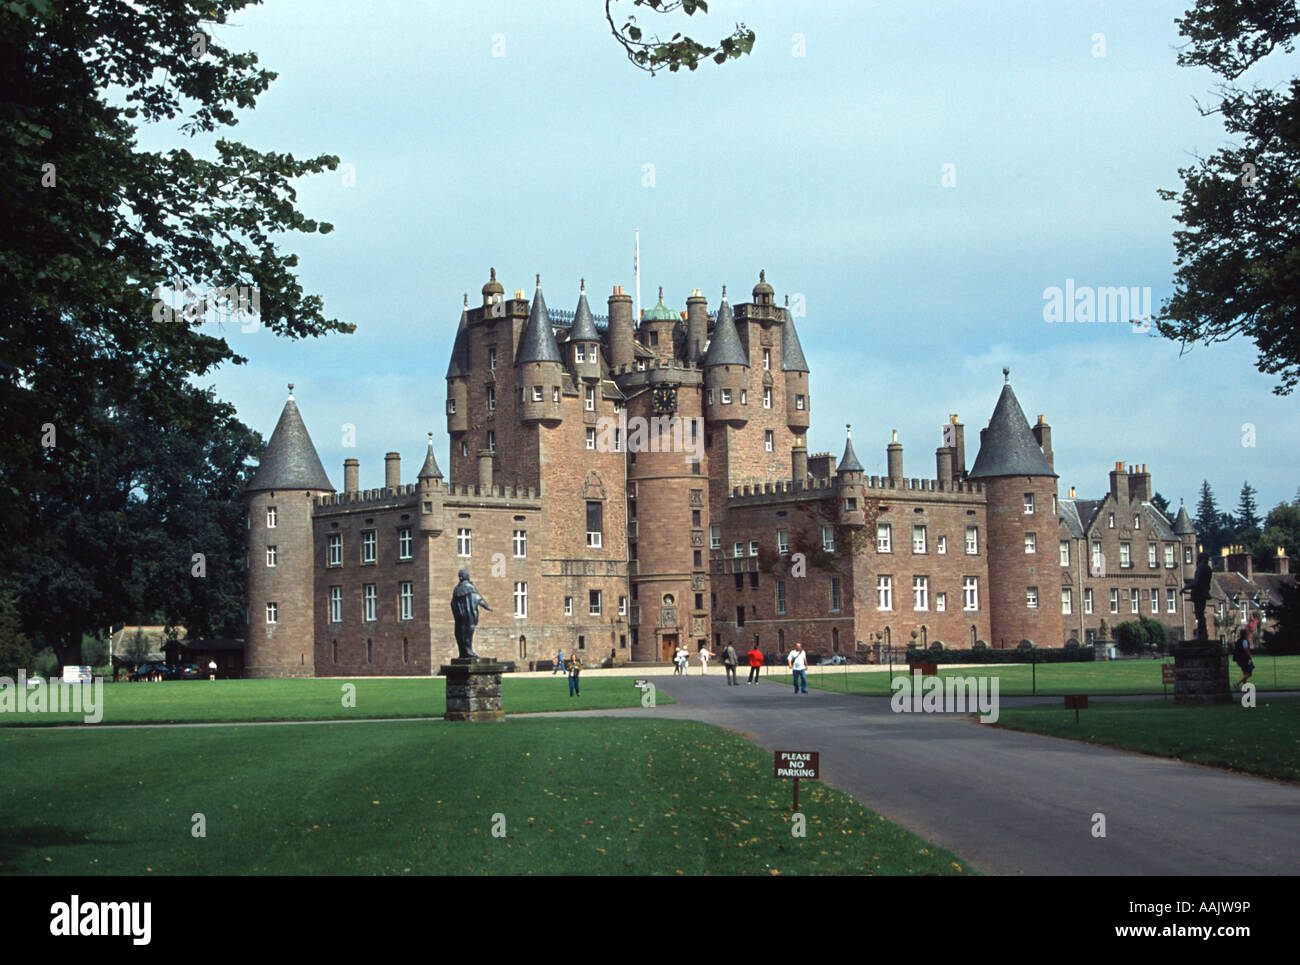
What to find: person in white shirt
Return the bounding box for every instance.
[787,642,809,694]
[698,646,714,674]
[674,646,688,675]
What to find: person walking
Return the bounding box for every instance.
[207,658,217,681]
[675,646,689,676]
[553,649,564,675]
[746,643,764,685]
[1232,628,1255,691]
[721,641,739,686]
[787,641,809,694]
[566,650,582,698]
[698,645,714,675]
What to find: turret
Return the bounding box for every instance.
[244,384,334,678]
[837,425,865,528]
[640,286,679,362]
[566,280,602,382]
[782,295,810,432]
[686,289,708,364]
[515,276,564,425]
[703,287,749,426]
[886,430,903,483]
[446,295,469,435]
[417,432,444,535]
[608,285,633,370]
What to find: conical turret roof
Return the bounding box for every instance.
[566,281,600,343]
[515,278,563,365]
[418,434,443,480]
[247,389,334,493]
[781,307,809,372]
[1173,503,1195,535]
[838,428,864,473]
[968,379,1058,479]
[445,301,470,378]
[702,291,748,367]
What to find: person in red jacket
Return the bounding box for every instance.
[746,644,764,685]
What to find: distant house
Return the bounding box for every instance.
[1208,547,1294,647]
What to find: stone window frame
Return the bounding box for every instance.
[266,601,278,624]
[397,527,413,561]
[400,582,414,621]
[361,529,377,564]
[266,545,277,567]
[912,575,928,611]
[327,533,342,566]
[328,586,342,624]
[513,581,527,619]
[962,576,978,611]
[363,584,378,622]
[1026,586,1038,609]
[512,529,527,558]
[457,527,472,558]
[877,574,893,611]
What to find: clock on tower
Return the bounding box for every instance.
[651,384,678,416]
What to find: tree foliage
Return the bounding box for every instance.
[606,0,755,75]
[1156,0,1300,394]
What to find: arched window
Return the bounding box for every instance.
[778,628,785,649]
[366,639,373,664]
[332,640,338,664]
[519,635,527,659]
[832,628,840,652]
[402,637,409,664]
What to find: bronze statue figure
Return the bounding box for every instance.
[1187,552,1212,640]
[451,567,492,659]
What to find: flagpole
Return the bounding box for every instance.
[634,229,641,325]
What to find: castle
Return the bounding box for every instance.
[242,269,1200,677]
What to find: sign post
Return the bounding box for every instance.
[1161,663,1175,702]
[774,751,819,812]
[1064,694,1088,723]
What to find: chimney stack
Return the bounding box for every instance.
[1278,546,1290,576]
[385,452,401,491]
[1109,461,1128,501]
[936,447,953,488]
[608,286,633,370]
[1225,545,1253,582]
[949,414,966,479]
[477,449,494,491]
[792,442,808,488]
[887,429,903,482]
[1032,415,1053,469]
[1127,463,1151,503]
[686,289,708,364]
[344,459,359,496]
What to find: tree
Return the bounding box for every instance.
[1262,577,1300,653]
[1256,498,1300,569]
[1236,481,1262,531]
[1155,0,1300,394]
[0,590,34,678]
[1151,491,1172,516]
[1195,480,1230,557]
[2,1,350,661]
[606,0,755,75]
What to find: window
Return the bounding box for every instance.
[734,541,744,558]
[1061,587,1072,614]
[965,526,978,554]
[487,430,496,453]
[749,571,759,589]
[1091,541,1104,574]
[589,590,602,616]
[692,509,701,527]
[736,605,745,627]
[328,534,342,566]
[266,506,277,528]
[734,572,744,591]
[1024,532,1036,554]
[329,587,342,624]
[575,346,585,363]
[457,528,471,557]
[1164,544,1175,568]
[822,526,835,552]
[763,348,771,370]
[586,501,603,548]
[513,530,526,558]
[796,394,805,410]
[447,398,456,414]
[266,601,278,624]
[935,592,946,612]
[514,582,527,618]
[1084,588,1093,614]
[1110,588,1119,613]
[706,389,714,406]
[912,525,927,553]
[552,386,561,403]
[1184,546,1193,565]
[937,535,947,555]
[710,525,721,550]
[1148,543,1157,568]
[1059,541,1069,566]
[1150,591,1159,615]
[764,430,774,452]
[461,441,469,457]
[487,386,495,411]
[748,540,759,557]
[1108,512,1115,528]
[564,596,573,616]
[962,577,978,611]
[1131,588,1140,614]
[1024,493,1034,514]
[740,390,747,405]
[777,529,789,555]
[488,348,497,370]
[585,386,595,411]
[1026,586,1038,609]
[1120,542,1132,567]
[619,595,627,617]
[398,528,412,560]
[362,530,377,563]
[877,575,893,610]
[776,580,787,615]
[364,584,377,622]
[831,577,842,612]
[585,428,596,450]
[877,523,892,553]
[400,582,414,621]
[913,576,928,611]
[763,387,772,409]
[721,389,732,404]
[1134,514,1141,530]
[1166,588,1176,613]
[614,427,622,452]
[266,545,277,567]
[532,385,543,402]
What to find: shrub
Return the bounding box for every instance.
[1113,620,1146,655]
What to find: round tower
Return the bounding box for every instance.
[702,287,749,426]
[685,289,708,364]
[782,294,810,433]
[417,432,445,537]
[516,276,564,426]
[446,294,470,436]
[608,286,634,371]
[244,384,334,678]
[836,425,865,528]
[566,280,602,382]
[967,371,1063,649]
[640,286,680,362]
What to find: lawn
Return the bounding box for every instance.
[0,676,669,727]
[992,696,1300,782]
[0,718,972,875]
[783,654,1300,698]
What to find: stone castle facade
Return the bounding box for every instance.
[242,269,1199,677]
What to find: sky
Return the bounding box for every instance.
[162,0,1298,517]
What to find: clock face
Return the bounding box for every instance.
[652,384,678,415]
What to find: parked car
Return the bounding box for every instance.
[171,663,205,680]
[129,662,170,681]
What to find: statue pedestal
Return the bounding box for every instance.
[440,658,507,721]
[1173,639,1231,705]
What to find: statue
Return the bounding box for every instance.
[1187,552,1212,640]
[450,568,492,659]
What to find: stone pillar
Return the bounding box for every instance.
[1173,640,1231,705]
[440,659,507,721]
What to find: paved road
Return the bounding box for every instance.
[533,672,1300,876]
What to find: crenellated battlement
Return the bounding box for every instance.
[726,475,985,507]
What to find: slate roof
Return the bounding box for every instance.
[838,432,864,473]
[515,283,563,365]
[417,437,443,480]
[702,296,748,367]
[1142,502,1177,541]
[445,305,470,378]
[247,396,333,493]
[566,284,601,343]
[967,383,1057,479]
[1173,505,1195,535]
[1058,499,1085,538]
[1073,498,1105,532]
[781,308,809,372]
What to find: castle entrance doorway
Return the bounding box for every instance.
[660,633,678,662]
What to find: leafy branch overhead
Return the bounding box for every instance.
[606,0,755,74]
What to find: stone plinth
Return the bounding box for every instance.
[440,659,507,721]
[1173,640,1231,705]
